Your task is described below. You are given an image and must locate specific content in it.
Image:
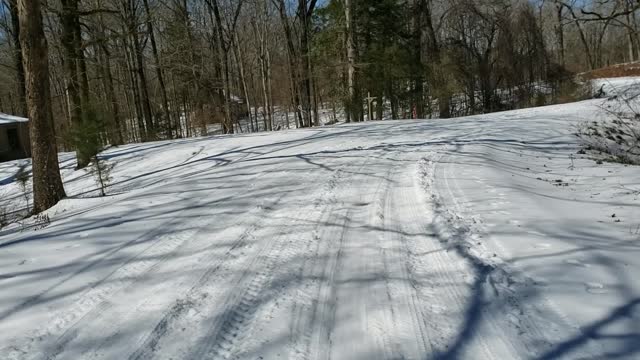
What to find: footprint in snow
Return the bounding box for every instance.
[565,259,591,268]
[534,242,551,249]
[532,277,549,287]
[585,282,608,294]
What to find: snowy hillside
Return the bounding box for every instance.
[1,86,639,359]
[0,113,27,125]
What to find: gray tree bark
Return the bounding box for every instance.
[8,0,27,117]
[345,0,359,122]
[18,0,66,213]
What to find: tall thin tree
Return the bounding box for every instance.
[8,0,27,117]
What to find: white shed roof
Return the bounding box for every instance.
[0,113,28,125]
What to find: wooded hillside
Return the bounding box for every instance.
[1,0,638,152]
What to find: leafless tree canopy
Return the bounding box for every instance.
[1,0,639,166]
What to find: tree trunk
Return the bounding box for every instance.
[143,0,172,137]
[232,30,254,133]
[479,58,493,113]
[207,0,234,134]
[266,40,275,130]
[345,0,360,122]
[95,7,123,145]
[60,0,89,166]
[262,0,274,131]
[128,0,155,140]
[18,0,66,213]
[564,5,595,69]
[298,0,313,127]
[276,0,303,127]
[100,46,124,145]
[75,14,90,110]
[424,0,449,118]
[626,1,638,61]
[60,0,98,167]
[132,35,155,140]
[170,73,184,137]
[311,66,319,126]
[554,1,565,67]
[629,11,640,60]
[8,0,27,117]
[256,5,273,131]
[387,80,398,120]
[412,0,425,119]
[123,33,146,141]
[117,56,135,142]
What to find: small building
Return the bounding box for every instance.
[0,113,30,162]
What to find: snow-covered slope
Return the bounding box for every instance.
[0,92,639,359]
[592,76,640,97]
[0,113,27,125]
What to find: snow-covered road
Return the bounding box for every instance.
[1,99,639,359]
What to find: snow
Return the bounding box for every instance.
[0,113,28,125]
[592,76,640,97]
[1,83,640,359]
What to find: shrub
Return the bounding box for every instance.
[90,155,114,196]
[577,83,640,165]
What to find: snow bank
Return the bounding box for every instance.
[0,113,28,125]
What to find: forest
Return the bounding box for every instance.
[0,1,638,173]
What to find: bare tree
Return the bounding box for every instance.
[7,0,26,117]
[18,0,66,213]
[344,0,359,122]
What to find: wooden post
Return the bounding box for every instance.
[366,92,376,121]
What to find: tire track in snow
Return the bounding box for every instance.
[308,211,349,360]
[412,156,474,344]
[126,156,356,360]
[439,152,554,356]
[184,222,297,360]
[281,169,346,360]
[209,149,377,360]
[6,159,295,360]
[48,192,286,360]
[189,161,362,360]
[374,162,434,359]
[283,151,400,360]
[415,154,520,358]
[353,167,401,360]
[124,214,276,360]
[413,150,595,359]
[124,165,328,359]
[7,208,209,360]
